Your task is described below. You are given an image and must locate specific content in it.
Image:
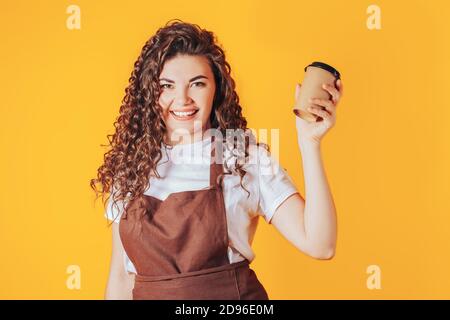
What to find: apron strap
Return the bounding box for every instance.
[210,134,224,189]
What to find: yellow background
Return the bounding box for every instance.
[1,0,449,299]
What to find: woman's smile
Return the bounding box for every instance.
[169,108,200,120]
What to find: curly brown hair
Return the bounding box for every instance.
[90,19,269,224]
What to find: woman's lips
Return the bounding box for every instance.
[169,109,199,121]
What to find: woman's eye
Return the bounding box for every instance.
[192,82,205,87]
[160,84,173,89]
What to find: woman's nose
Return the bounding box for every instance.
[174,87,193,106]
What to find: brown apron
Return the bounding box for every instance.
[119,135,269,300]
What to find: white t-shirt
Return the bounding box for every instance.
[105,134,299,274]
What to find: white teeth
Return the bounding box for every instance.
[172,110,197,117]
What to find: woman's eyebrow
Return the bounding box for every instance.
[159,75,208,83]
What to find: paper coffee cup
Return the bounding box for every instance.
[293,61,341,122]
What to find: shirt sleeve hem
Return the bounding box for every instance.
[264,188,299,224]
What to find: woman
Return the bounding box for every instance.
[91,20,343,300]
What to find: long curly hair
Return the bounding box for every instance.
[90,20,269,223]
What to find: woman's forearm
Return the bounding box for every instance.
[299,141,337,258]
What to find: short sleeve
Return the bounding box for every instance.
[256,145,299,224]
[104,194,125,224]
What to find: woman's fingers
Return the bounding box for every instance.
[308,105,332,119]
[309,98,335,113]
[322,82,341,104]
[336,79,343,97]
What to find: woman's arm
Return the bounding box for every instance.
[270,80,343,260]
[105,222,135,299]
[271,143,337,259]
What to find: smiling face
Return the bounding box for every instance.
[158,54,216,145]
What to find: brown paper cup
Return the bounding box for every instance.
[293,61,341,122]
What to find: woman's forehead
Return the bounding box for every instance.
[160,55,213,80]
